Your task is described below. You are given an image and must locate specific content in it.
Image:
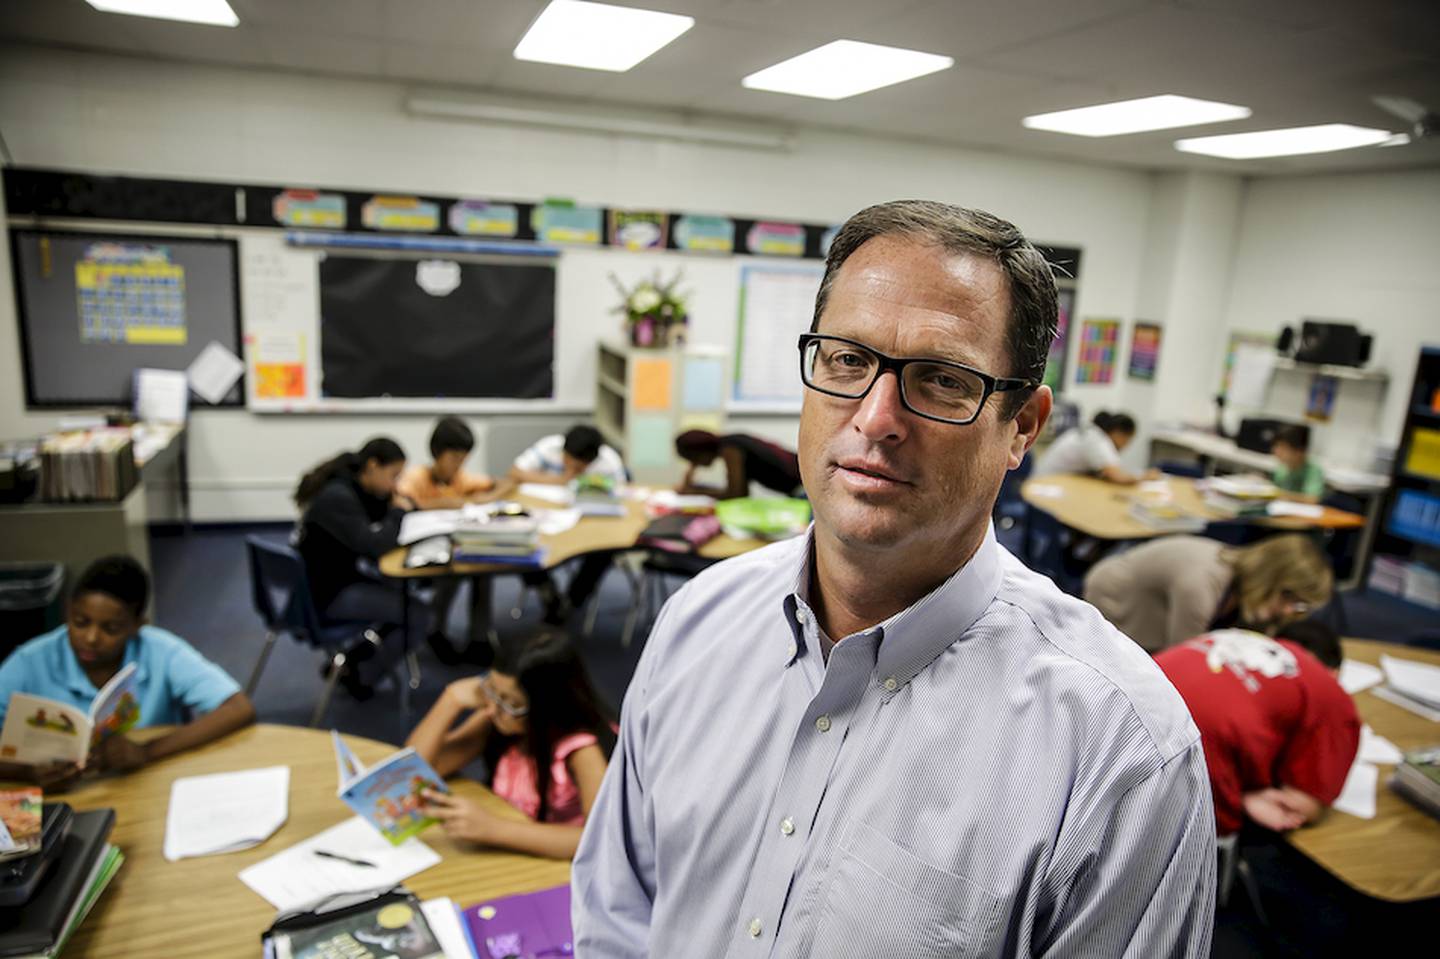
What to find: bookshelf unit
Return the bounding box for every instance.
[1368,347,1440,613]
[595,341,728,486]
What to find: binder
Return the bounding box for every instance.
[0,809,114,957]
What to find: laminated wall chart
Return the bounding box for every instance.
[76,243,187,345]
[733,265,824,406]
[1076,318,1120,384]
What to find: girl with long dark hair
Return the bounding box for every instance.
[406,630,615,859]
[294,437,420,698]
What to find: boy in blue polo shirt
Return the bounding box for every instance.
[0,555,254,790]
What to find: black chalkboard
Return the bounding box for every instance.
[318,256,555,399]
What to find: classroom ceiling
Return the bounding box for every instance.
[2,0,1439,175]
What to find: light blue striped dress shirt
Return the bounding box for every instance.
[573,525,1216,957]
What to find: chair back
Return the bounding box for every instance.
[994,454,1033,523]
[245,536,326,645]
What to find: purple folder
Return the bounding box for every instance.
[462,884,573,959]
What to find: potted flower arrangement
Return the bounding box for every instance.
[610,270,689,348]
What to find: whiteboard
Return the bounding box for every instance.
[733,264,824,410]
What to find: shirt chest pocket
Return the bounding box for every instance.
[810,820,1005,959]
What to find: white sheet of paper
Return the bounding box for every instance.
[1357,724,1403,766]
[1331,760,1378,819]
[399,509,463,546]
[134,368,189,424]
[1372,684,1440,722]
[537,508,581,536]
[1228,345,1277,410]
[238,815,440,912]
[420,898,473,959]
[1380,655,1440,709]
[1026,483,1065,499]
[1266,500,1324,518]
[164,765,290,861]
[186,340,246,404]
[1338,659,1384,696]
[518,483,573,505]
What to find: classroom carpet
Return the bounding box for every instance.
[150,523,1438,959]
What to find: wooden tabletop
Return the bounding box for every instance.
[380,491,765,578]
[1283,640,1440,903]
[23,724,569,958]
[1021,474,1365,541]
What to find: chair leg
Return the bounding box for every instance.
[312,650,346,728]
[1236,856,1269,926]
[246,630,278,698]
[621,572,649,649]
[1216,836,1238,907]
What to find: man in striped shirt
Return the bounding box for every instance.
[574,201,1215,957]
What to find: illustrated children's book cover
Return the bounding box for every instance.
[331,731,448,846]
[0,787,43,860]
[0,662,139,765]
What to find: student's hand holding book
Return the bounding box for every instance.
[91,732,148,773]
[420,789,504,845]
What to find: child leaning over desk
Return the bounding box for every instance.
[405,630,614,860]
[0,555,255,791]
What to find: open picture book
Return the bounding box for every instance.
[331,731,448,846]
[0,663,139,766]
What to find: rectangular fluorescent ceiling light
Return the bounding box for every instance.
[1175,123,1395,159]
[1022,95,1251,137]
[514,0,694,72]
[86,0,238,26]
[742,40,953,100]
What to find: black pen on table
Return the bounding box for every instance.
[313,848,377,868]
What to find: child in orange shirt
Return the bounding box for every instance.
[397,417,500,666]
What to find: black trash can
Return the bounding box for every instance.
[0,562,65,662]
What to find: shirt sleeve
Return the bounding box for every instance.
[0,650,36,726]
[512,439,547,474]
[310,485,405,559]
[1302,463,1327,499]
[394,466,428,503]
[1083,429,1121,473]
[1038,741,1216,958]
[572,593,681,957]
[158,634,243,717]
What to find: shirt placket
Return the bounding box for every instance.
[727,617,877,956]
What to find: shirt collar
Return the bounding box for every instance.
[782,523,1004,687]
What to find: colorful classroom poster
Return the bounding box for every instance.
[608,210,668,251]
[819,226,840,258]
[272,190,346,229]
[745,222,805,257]
[1075,318,1120,384]
[449,200,519,237]
[1042,288,1073,391]
[75,243,187,345]
[1405,427,1440,481]
[361,196,440,232]
[1306,373,1338,422]
[1128,322,1162,381]
[673,215,735,253]
[532,203,602,245]
[253,332,306,399]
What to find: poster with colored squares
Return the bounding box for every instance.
[1076,318,1120,384]
[1128,322,1162,381]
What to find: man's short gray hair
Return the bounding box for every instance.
[812,200,1058,418]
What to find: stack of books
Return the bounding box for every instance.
[1201,475,1278,517]
[1390,746,1440,820]
[37,429,138,503]
[0,801,122,959]
[573,475,626,518]
[452,509,544,567]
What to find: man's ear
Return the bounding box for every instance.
[1007,385,1051,470]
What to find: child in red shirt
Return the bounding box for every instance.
[1155,620,1360,836]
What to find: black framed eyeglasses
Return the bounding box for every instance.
[798,333,1038,426]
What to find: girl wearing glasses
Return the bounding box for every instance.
[405,631,615,859]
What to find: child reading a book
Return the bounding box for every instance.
[0,555,254,791]
[405,631,614,860]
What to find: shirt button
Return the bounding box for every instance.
[780,817,795,836]
[748,918,763,938]
[815,715,831,732]
[787,641,797,660]
[795,608,808,626]
[883,676,898,692]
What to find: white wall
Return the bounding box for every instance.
[1221,167,1440,468]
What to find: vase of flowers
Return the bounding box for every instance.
[611,270,689,348]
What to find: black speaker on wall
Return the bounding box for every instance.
[1295,320,1369,367]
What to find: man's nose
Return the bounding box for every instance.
[852,371,910,443]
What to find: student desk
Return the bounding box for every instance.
[1020,474,1365,541]
[23,723,569,959]
[1284,640,1440,903]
